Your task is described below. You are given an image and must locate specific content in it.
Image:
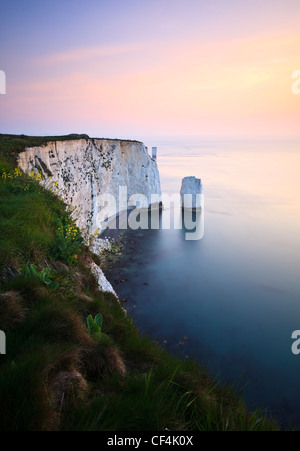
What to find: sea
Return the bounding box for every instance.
[104,139,300,427]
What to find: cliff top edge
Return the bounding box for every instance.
[0,133,143,144]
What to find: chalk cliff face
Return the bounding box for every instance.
[18,138,161,235]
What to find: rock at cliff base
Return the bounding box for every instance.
[90,262,117,297]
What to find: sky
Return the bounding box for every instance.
[0,0,299,141]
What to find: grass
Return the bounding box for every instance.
[0,133,93,166]
[0,134,281,431]
[0,133,142,168]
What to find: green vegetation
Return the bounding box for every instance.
[20,264,59,291]
[0,134,280,431]
[0,133,91,166]
[87,313,108,343]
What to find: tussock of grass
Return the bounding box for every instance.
[0,291,26,330]
[0,134,281,431]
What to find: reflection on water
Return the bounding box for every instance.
[104,141,300,427]
[171,206,204,241]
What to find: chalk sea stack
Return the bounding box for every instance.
[180,176,203,210]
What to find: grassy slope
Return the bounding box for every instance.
[0,134,280,431]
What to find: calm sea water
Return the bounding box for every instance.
[104,140,300,427]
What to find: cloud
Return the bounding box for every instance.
[40,42,144,64]
[3,32,300,138]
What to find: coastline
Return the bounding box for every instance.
[0,134,281,431]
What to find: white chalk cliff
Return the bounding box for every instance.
[18,137,161,297]
[18,138,161,235]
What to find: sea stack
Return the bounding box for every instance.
[180,176,203,210]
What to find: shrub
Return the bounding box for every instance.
[20,264,59,291]
[51,211,84,265]
[87,313,104,341]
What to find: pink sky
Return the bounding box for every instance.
[0,1,299,140]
